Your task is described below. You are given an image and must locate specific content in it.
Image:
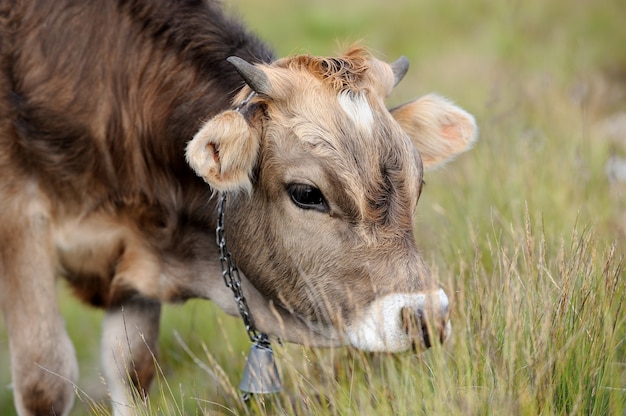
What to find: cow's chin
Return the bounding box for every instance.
[212,270,343,348]
[258,302,345,348]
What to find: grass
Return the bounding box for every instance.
[1,0,625,414]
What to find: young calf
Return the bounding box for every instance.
[0,0,477,414]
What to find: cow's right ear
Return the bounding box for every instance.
[186,110,260,193]
[390,94,477,170]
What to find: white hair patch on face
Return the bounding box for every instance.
[337,91,374,131]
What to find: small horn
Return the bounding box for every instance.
[390,56,409,87]
[227,56,272,96]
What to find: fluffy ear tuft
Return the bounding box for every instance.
[186,110,260,193]
[391,94,478,169]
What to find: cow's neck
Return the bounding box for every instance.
[216,192,282,395]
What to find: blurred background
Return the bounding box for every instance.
[1,0,624,414]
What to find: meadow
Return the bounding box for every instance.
[1,0,624,414]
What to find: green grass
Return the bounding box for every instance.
[1,0,625,414]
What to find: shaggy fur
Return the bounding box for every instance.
[0,1,476,415]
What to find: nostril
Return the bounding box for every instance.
[421,313,432,349]
[400,307,432,349]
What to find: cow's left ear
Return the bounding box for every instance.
[186,110,260,193]
[390,94,478,169]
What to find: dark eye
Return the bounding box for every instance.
[287,184,328,212]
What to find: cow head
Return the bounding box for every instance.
[186,47,477,352]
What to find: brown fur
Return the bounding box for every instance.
[0,0,476,414]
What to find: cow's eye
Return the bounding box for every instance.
[287,184,328,212]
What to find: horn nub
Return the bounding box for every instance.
[227,56,272,96]
[390,56,409,87]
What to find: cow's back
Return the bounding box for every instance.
[0,0,272,204]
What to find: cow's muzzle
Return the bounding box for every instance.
[345,288,451,352]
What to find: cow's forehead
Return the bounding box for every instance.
[263,87,423,228]
[264,50,404,152]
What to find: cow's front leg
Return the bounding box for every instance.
[101,297,161,416]
[0,209,78,416]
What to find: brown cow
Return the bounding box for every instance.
[0,0,477,415]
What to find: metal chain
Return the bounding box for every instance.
[216,193,270,347]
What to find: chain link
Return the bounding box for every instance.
[216,193,270,347]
